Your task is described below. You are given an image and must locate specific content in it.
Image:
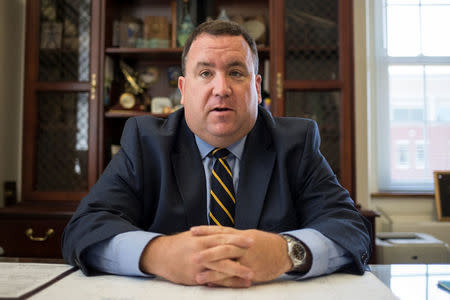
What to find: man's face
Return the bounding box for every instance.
[178,33,262,147]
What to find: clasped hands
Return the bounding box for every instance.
[139,226,293,288]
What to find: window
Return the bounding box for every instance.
[396,140,410,169]
[392,108,424,123]
[415,140,425,169]
[372,0,450,192]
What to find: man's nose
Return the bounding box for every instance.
[212,73,231,97]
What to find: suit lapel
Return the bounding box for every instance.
[235,114,275,229]
[171,118,208,227]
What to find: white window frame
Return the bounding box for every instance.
[370,0,450,192]
[448,141,450,166]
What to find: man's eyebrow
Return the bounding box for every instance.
[195,61,214,69]
[194,61,248,69]
[227,61,247,69]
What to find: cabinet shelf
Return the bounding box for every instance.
[106,47,183,55]
[105,109,169,119]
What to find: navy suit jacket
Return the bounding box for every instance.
[62,107,371,275]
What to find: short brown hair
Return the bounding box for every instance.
[181,20,259,75]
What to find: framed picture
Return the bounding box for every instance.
[434,171,450,221]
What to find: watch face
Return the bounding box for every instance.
[292,243,306,261]
[283,234,306,270]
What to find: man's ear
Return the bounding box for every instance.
[256,74,262,104]
[178,76,185,105]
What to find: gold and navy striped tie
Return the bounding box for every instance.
[209,148,235,227]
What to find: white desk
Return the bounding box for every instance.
[3,261,450,299]
[31,271,396,300]
[24,266,395,300]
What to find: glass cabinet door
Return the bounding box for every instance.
[284,0,339,81]
[36,92,90,191]
[272,0,354,195]
[39,0,91,82]
[285,91,342,179]
[23,0,100,201]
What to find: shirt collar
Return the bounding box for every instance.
[195,135,247,160]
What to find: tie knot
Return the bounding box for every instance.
[212,148,230,159]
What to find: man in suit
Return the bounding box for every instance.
[62,20,371,288]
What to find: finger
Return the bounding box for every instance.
[199,272,252,288]
[191,225,236,236]
[207,276,252,288]
[202,259,254,280]
[194,244,247,263]
[200,233,253,249]
[196,269,232,284]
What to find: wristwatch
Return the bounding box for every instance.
[281,234,307,272]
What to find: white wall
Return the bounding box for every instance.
[0,0,25,207]
[353,0,370,210]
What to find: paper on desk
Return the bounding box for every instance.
[31,270,398,300]
[0,263,74,299]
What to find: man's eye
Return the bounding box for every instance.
[200,71,211,78]
[230,71,243,78]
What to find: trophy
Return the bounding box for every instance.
[119,60,151,111]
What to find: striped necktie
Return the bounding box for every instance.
[209,148,236,227]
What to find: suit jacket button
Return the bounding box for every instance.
[361,252,368,264]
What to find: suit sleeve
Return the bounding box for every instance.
[61,118,152,275]
[293,120,371,275]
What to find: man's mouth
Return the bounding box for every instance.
[211,107,231,112]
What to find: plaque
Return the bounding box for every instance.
[152,97,172,114]
[144,16,169,41]
[119,18,142,48]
